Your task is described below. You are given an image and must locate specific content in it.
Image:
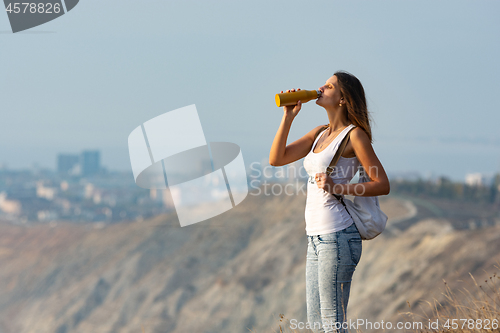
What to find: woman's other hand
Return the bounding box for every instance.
[315,172,341,194]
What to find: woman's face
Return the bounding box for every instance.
[316,75,344,108]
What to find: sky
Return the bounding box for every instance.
[1,0,499,181]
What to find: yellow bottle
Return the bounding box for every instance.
[275,89,321,107]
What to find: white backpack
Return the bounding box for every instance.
[326,126,388,240]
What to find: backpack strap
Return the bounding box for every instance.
[335,193,351,216]
[325,126,356,209]
[325,126,356,176]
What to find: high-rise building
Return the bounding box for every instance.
[81,150,100,176]
[57,154,79,175]
[465,173,493,187]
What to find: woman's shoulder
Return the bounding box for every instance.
[314,124,329,132]
[349,126,371,145]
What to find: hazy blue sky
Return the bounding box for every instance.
[1,0,499,181]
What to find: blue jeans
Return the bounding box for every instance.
[306,223,362,333]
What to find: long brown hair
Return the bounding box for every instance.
[334,71,373,143]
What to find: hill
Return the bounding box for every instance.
[0,190,499,333]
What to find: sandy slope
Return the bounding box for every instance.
[0,192,498,333]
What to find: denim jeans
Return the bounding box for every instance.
[306,222,362,333]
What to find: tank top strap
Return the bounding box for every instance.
[309,124,356,154]
[321,124,356,153]
[333,124,356,145]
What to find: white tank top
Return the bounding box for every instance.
[303,124,360,235]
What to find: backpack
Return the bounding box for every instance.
[325,126,388,240]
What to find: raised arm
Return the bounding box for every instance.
[269,89,324,166]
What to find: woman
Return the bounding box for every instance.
[269,71,390,333]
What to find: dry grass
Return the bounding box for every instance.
[248,313,314,333]
[260,266,500,333]
[138,267,499,333]
[395,266,500,333]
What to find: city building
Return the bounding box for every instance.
[81,150,101,176]
[36,181,58,200]
[0,192,22,215]
[465,173,487,187]
[57,154,79,175]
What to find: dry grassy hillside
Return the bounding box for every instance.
[0,189,498,333]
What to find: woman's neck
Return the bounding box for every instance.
[325,107,350,132]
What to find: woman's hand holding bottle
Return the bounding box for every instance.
[281,88,302,119]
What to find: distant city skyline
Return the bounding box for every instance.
[1,147,497,186]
